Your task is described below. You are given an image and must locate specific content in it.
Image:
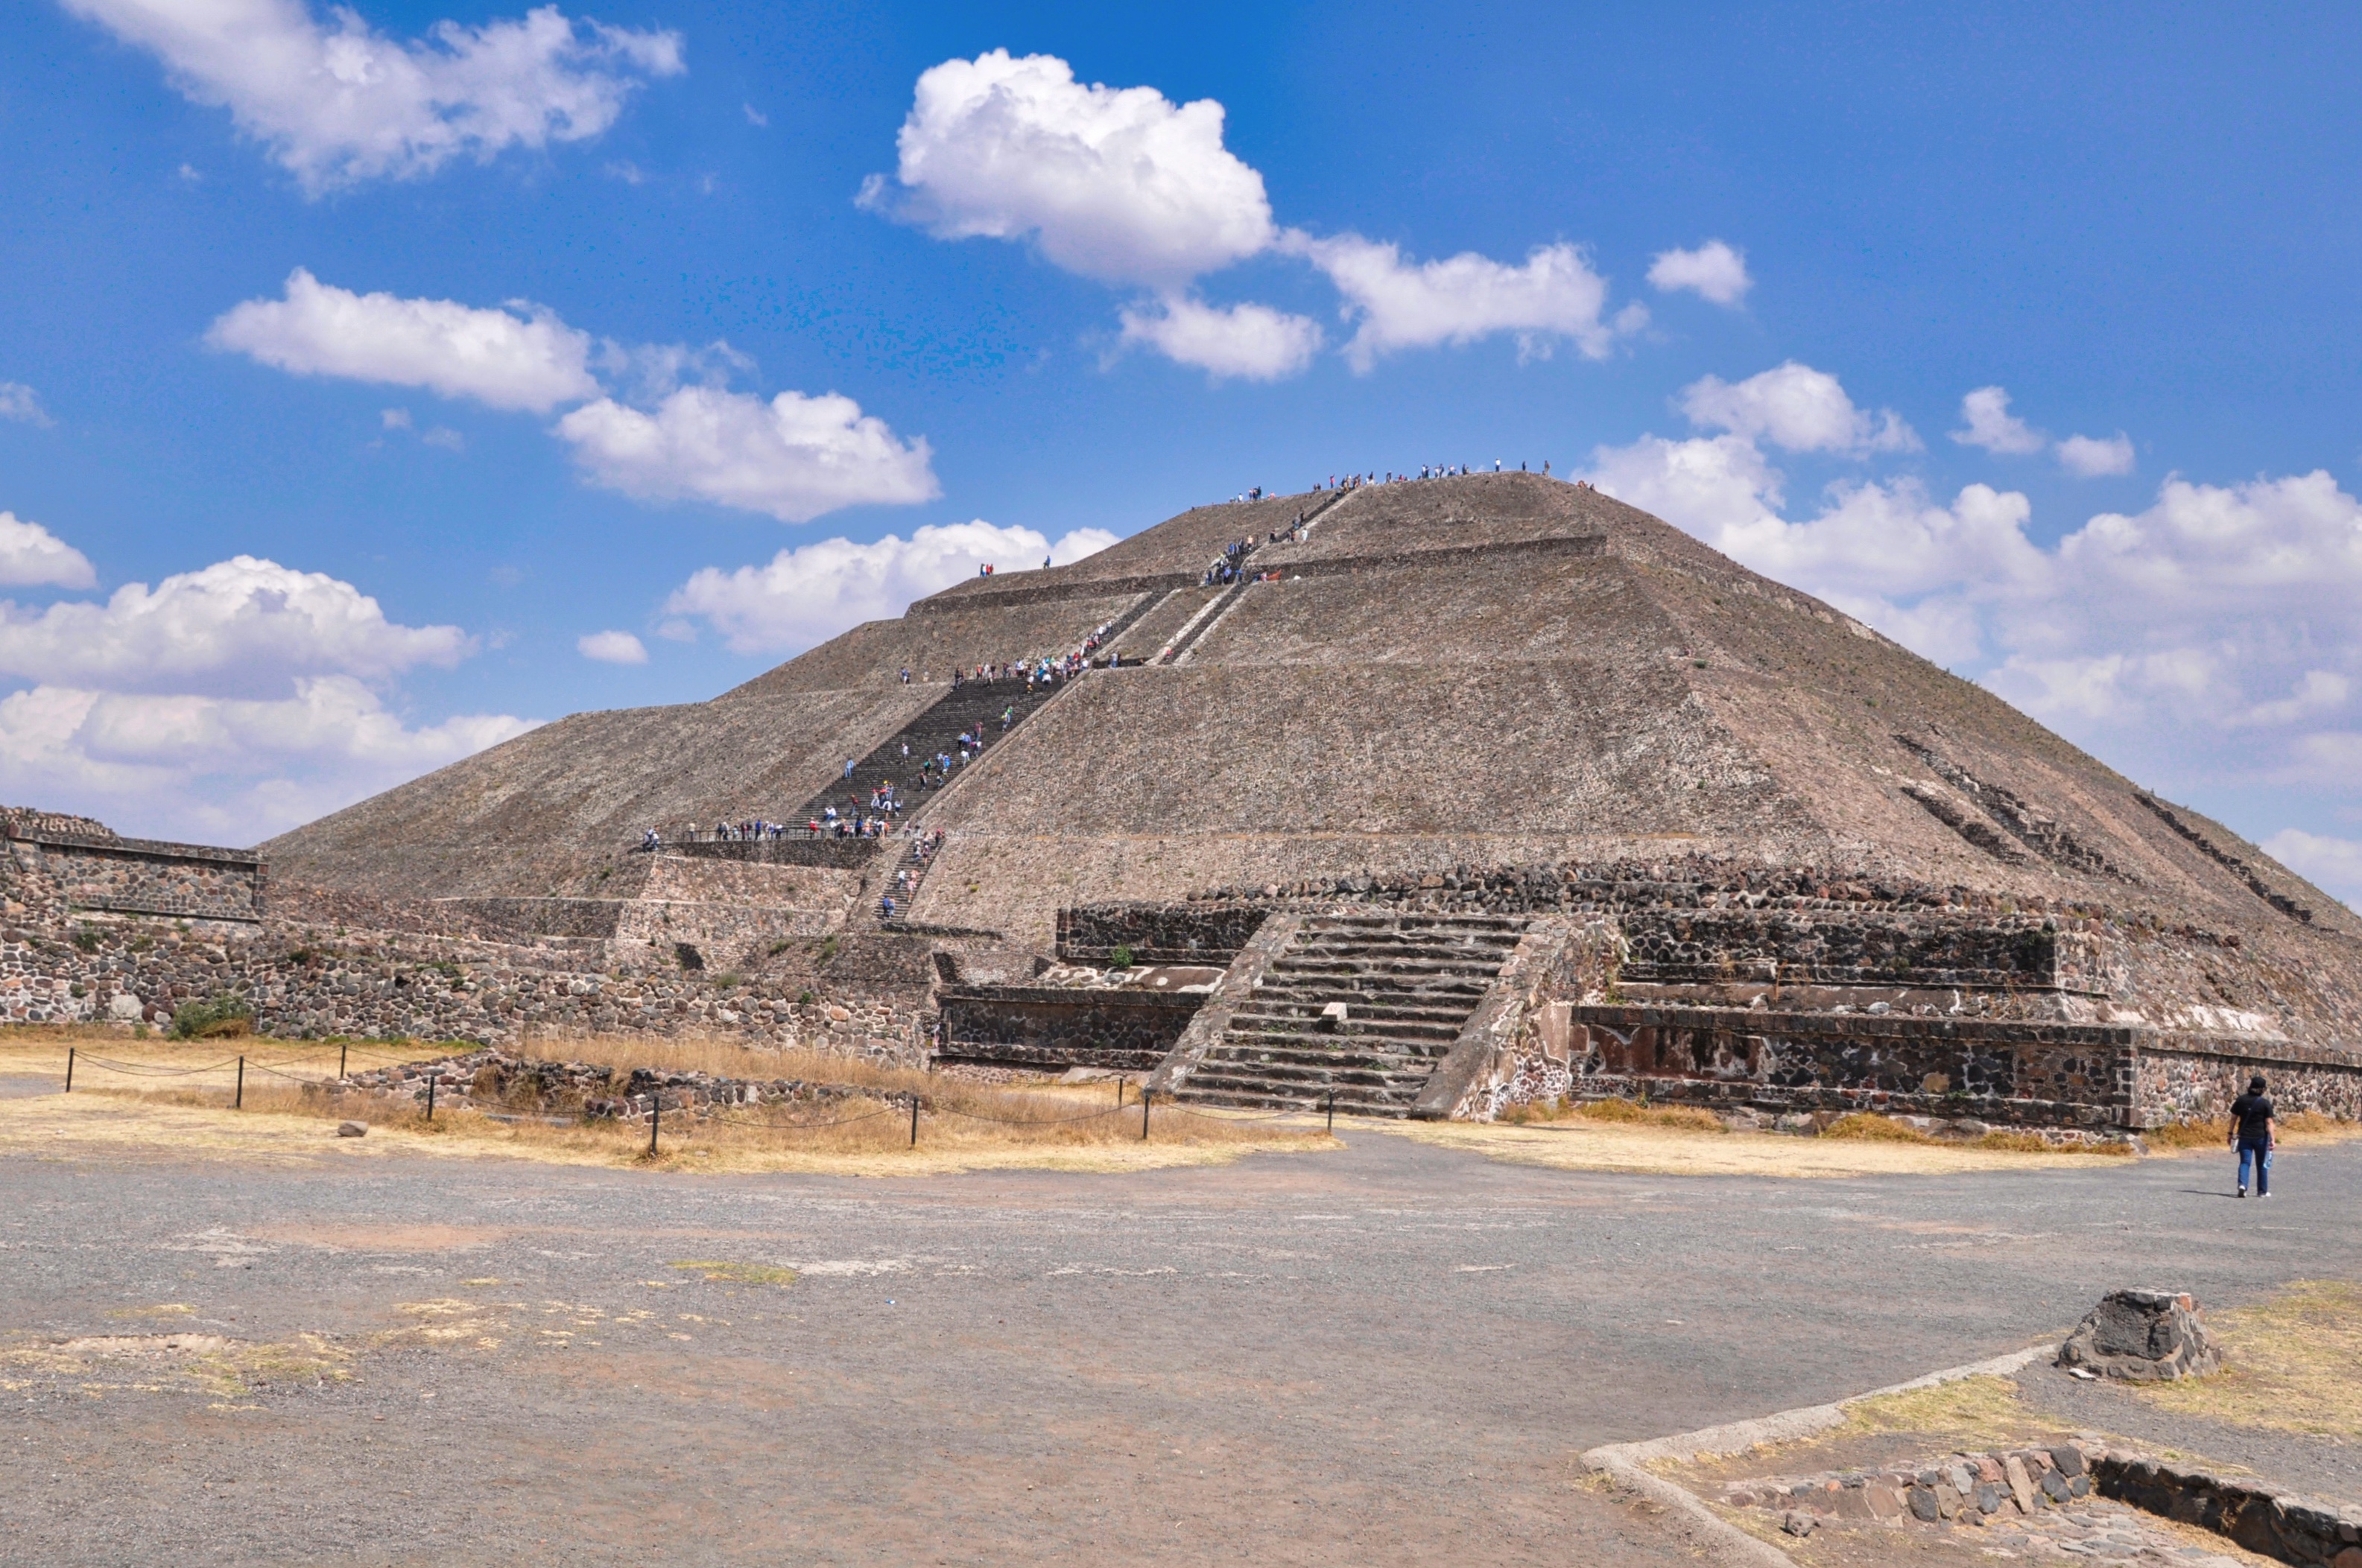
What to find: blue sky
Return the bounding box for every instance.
[2,1,2359,900]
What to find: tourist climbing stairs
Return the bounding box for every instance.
[1177,913,1527,1115]
[800,592,1173,828]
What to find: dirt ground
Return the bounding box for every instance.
[5,1051,2361,1566]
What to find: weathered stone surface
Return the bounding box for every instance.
[335,1120,366,1137]
[2059,1290,2222,1382]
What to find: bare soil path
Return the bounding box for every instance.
[5,1096,2359,1566]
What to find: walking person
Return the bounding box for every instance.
[2230,1076,2276,1198]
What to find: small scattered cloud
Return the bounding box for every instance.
[0,381,54,428]
[421,425,465,451]
[741,102,767,127]
[1680,361,1918,454]
[2058,431,2135,477]
[62,0,683,192]
[487,565,525,588]
[0,512,98,590]
[209,268,599,412]
[1951,386,2047,455]
[176,162,202,182]
[1116,294,1323,381]
[668,521,1116,655]
[861,49,1274,289]
[1284,232,1636,372]
[381,407,413,430]
[576,629,647,664]
[604,159,646,185]
[1646,240,1751,306]
[555,386,940,522]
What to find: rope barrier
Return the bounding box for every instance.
[695,1102,905,1131]
[70,1054,242,1077]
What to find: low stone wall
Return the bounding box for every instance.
[670,838,879,871]
[2134,1039,2362,1126]
[1056,901,1267,965]
[938,984,1203,1073]
[2094,1452,2362,1565]
[0,914,934,1066]
[322,1047,894,1124]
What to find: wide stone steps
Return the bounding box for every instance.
[1225,1012,1462,1042]
[1209,1038,1449,1070]
[1173,912,1526,1119]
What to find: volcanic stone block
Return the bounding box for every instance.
[2058,1289,2221,1382]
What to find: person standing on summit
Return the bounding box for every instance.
[2229,1076,2277,1198]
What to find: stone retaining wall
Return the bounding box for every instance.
[938,984,1203,1073]
[6,831,265,924]
[1557,1004,2136,1126]
[1619,910,2111,993]
[1056,901,1267,965]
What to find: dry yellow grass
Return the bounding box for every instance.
[2142,1111,2361,1155]
[2137,1280,2362,1438]
[0,1028,1334,1177]
[1377,1116,2140,1178]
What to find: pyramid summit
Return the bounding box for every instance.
[18,472,2362,1131]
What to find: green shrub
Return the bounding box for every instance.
[169,992,254,1040]
[1109,945,1134,970]
[72,925,102,953]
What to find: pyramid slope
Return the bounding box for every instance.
[265,473,2354,961]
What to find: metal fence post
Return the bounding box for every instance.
[1327,1088,1336,1134]
[338,1041,347,1079]
[908,1092,919,1148]
[648,1093,659,1156]
[235,1056,244,1110]
[1141,1088,1151,1140]
[65,1047,74,1094]
[425,1073,435,1121]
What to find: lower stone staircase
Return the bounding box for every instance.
[1176,913,1526,1114]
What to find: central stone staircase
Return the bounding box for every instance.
[1177,912,1527,1115]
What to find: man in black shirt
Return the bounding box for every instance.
[2229,1076,2276,1199]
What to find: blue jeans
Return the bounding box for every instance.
[2238,1141,2272,1195]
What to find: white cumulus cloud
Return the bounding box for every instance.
[2058,431,2135,477]
[63,0,683,192]
[667,521,1118,655]
[1679,361,1918,455]
[861,49,1274,288]
[1589,401,2362,809]
[577,629,647,664]
[209,267,598,412]
[1646,240,1751,305]
[556,387,940,524]
[0,381,53,427]
[0,512,98,590]
[0,525,526,842]
[1116,294,1323,381]
[1285,232,1637,372]
[0,553,470,695]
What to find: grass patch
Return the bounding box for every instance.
[671,1260,797,1286]
[1822,1111,1928,1143]
[1498,1096,1726,1133]
[2138,1280,2362,1438]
